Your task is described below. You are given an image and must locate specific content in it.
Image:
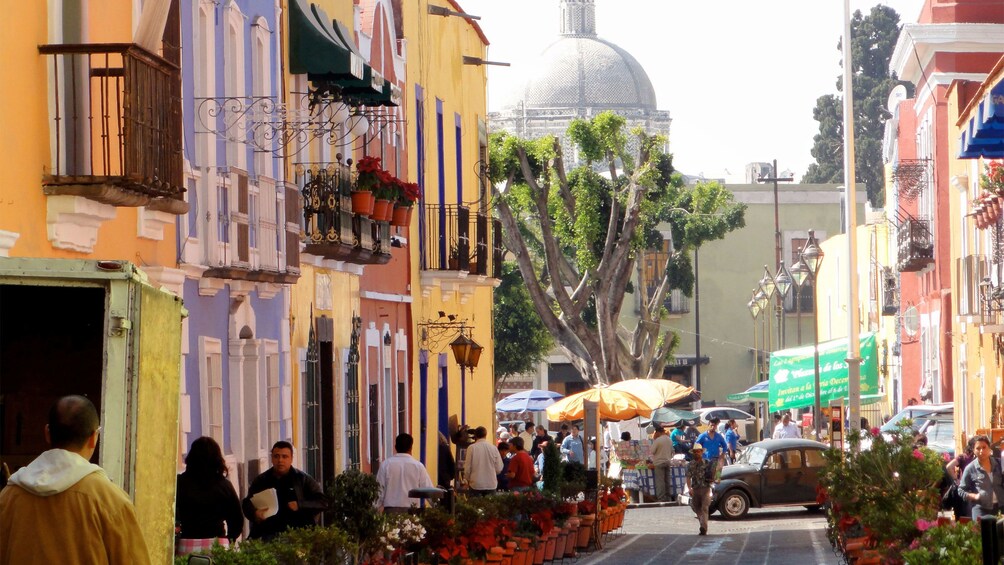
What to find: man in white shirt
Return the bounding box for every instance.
[464,426,504,495]
[376,433,435,513]
[649,425,675,501]
[772,413,801,439]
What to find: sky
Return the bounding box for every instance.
[462,0,926,184]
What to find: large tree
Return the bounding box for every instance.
[489,112,746,386]
[802,5,912,207]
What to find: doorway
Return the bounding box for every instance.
[1,284,105,473]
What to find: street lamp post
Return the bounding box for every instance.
[748,294,763,440]
[800,231,825,440]
[790,259,811,345]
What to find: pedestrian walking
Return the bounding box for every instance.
[685,444,713,535]
[0,395,151,565]
[723,419,741,463]
[496,441,512,491]
[464,426,504,495]
[175,436,243,555]
[959,434,1004,521]
[649,425,674,501]
[242,441,325,541]
[376,433,435,513]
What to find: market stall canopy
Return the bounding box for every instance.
[607,378,699,409]
[727,380,769,403]
[647,407,699,426]
[545,387,652,422]
[495,389,564,413]
[768,333,882,411]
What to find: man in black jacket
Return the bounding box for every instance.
[242,441,325,540]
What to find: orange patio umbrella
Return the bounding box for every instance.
[607,378,699,409]
[545,387,653,422]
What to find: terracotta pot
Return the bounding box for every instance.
[391,204,412,227]
[563,525,578,557]
[533,536,546,565]
[371,198,394,222]
[351,190,374,216]
[543,532,557,561]
[616,506,625,528]
[576,519,593,548]
[487,546,504,563]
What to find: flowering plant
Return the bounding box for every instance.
[398,182,421,206]
[577,500,596,515]
[981,160,1004,194]
[374,514,426,558]
[819,422,944,558]
[900,518,981,565]
[355,156,396,200]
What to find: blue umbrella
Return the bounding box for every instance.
[496,389,564,413]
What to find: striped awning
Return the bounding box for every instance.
[959,79,1004,159]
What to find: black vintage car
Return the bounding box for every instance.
[711,438,827,519]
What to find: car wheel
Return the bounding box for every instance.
[719,490,750,519]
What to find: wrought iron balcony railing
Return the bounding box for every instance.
[39,43,186,213]
[298,163,391,265]
[420,204,502,279]
[897,218,935,272]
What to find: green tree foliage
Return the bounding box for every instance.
[802,5,913,207]
[494,261,554,383]
[489,112,746,385]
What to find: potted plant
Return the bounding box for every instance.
[392,181,420,227]
[448,245,461,270]
[352,156,383,216]
[371,174,399,223]
[900,518,981,565]
[818,422,944,562]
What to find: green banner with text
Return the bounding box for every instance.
[768,333,879,411]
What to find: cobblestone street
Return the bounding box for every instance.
[575,504,839,564]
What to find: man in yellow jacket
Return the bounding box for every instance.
[0,395,150,565]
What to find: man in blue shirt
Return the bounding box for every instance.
[695,418,729,464]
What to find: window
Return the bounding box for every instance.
[804,449,826,468]
[199,337,224,444]
[264,341,280,446]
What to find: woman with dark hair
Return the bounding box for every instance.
[175,436,243,555]
[959,434,1004,521]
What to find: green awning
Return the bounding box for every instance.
[767,333,881,411]
[289,0,364,80]
[326,17,385,100]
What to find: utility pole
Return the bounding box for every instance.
[758,160,794,347]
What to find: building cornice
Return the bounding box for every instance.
[891,23,1004,84]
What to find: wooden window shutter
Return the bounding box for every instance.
[232,168,250,264]
[285,182,301,270]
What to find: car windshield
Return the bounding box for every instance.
[881,408,947,435]
[737,445,767,467]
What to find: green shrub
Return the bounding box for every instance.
[541,442,563,494]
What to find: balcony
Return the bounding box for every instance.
[897,218,934,272]
[202,169,301,285]
[298,164,391,265]
[419,204,503,301]
[39,43,186,214]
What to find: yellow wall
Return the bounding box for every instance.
[948,76,1003,446]
[814,221,898,418]
[288,265,361,467]
[402,0,493,477]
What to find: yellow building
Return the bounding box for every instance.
[948,58,1004,440]
[813,213,900,425]
[402,0,500,477]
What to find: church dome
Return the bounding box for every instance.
[502,0,658,112]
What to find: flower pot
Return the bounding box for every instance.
[503,542,516,565]
[391,205,413,227]
[487,546,504,563]
[533,536,546,565]
[576,518,593,548]
[351,190,375,216]
[543,532,557,561]
[563,521,578,557]
[372,198,394,222]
